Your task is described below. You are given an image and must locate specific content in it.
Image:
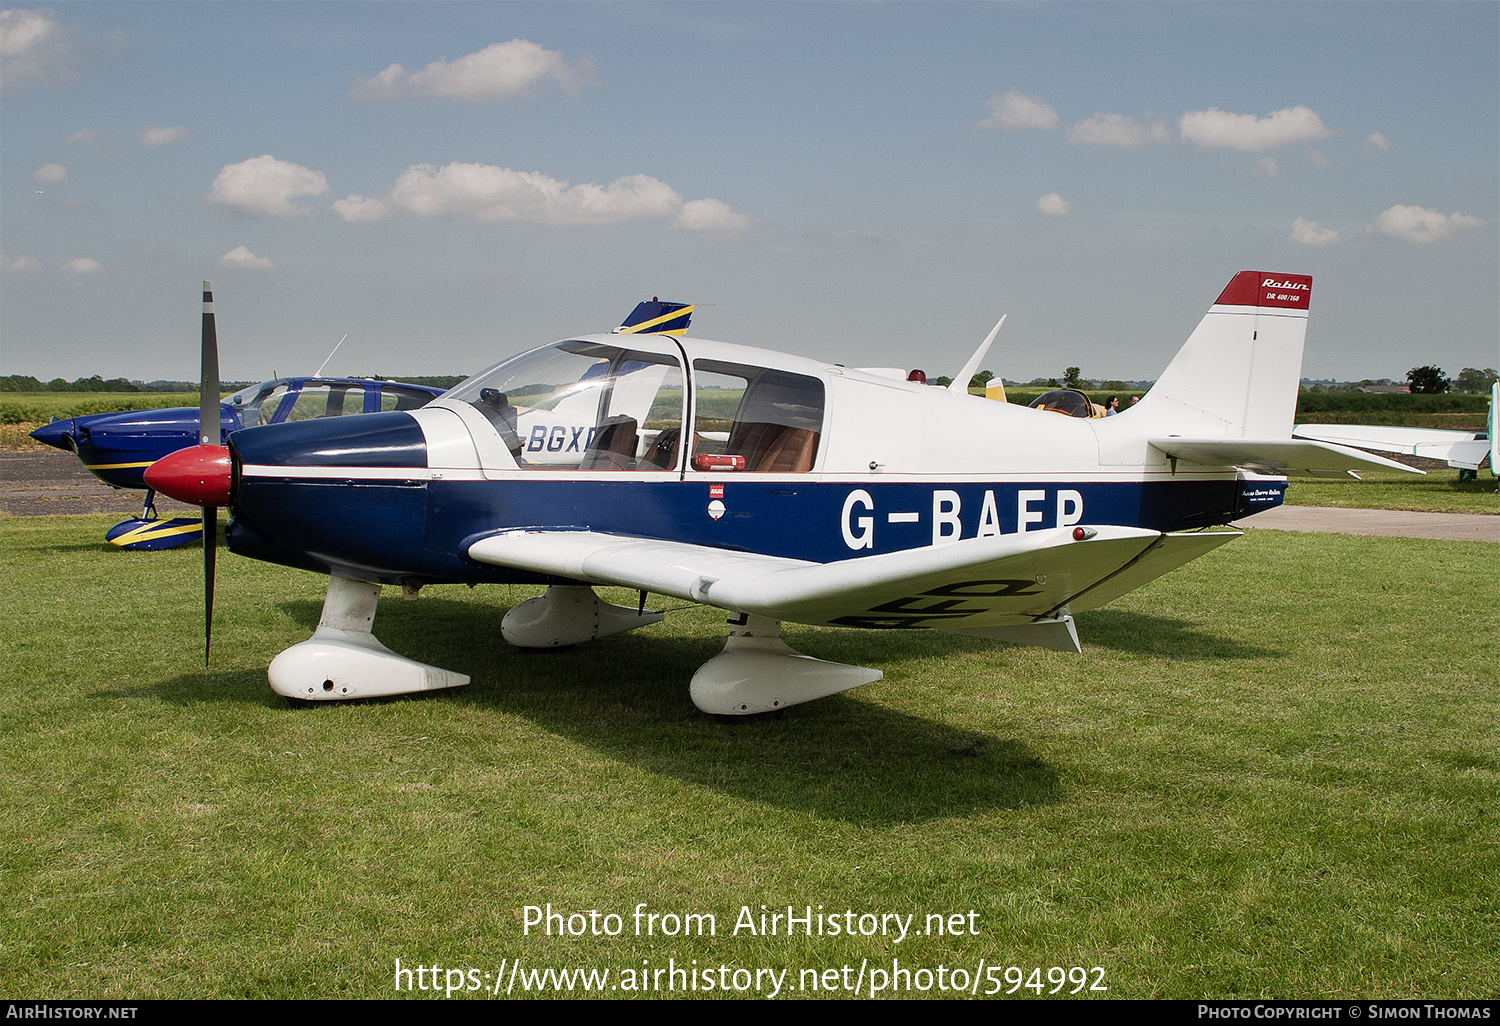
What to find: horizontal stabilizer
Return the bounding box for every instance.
[468,524,1215,630]
[1149,437,1423,477]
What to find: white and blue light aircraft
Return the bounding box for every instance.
[146,273,1416,716]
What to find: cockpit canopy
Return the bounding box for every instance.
[447,339,826,473]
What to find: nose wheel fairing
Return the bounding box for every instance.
[268,576,469,701]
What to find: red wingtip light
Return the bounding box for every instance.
[144,444,233,507]
[1072,527,1096,541]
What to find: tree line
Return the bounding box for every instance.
[2,373,467,393]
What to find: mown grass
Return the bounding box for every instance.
[1,516,1495,999]
[1285,470,1498,516]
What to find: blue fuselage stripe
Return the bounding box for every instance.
[226,475,1283,584]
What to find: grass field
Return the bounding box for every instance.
[1285,471,1498,515]
[1,515,1495,999]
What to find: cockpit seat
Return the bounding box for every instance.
[728,421,819,473]
[640,428,681,471]
[579,415,638,471]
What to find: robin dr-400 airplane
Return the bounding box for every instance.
[146,274,1415,716]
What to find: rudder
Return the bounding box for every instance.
[1133,271,1311,439]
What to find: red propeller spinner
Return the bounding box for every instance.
[144,444,232,507]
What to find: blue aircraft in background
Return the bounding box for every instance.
[32,367,445,549]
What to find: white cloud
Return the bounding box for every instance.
[390,164,678,224]
[1036,192,1070,216]
[1290,217,1340,245]
[64,127,91,144]
[218,245,274,269]
[1251,157,1278,179]
[139,124,189,146]
[0,8,67,89]
[335,162,745,234]
[0,8,53,55]
[61,256,102,274]
[33,162,67,182]
[351,39,598,101]
[331,194,390,222]
[1179,105,1333,151]
[1366,205,1484,244]
[1359,132,1391,155]
[675,198,752,235]
[975,89,1057,131]
[1,253,43,272]
[1067,113,1169,147]
[208,155,329,217]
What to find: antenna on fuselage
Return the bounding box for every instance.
[947,314,1006,395]
[313,334,349,378]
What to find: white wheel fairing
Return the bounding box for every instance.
[268,576,469,700]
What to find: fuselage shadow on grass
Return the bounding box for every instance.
[227,593,1068,825]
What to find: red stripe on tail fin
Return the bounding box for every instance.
[1215,271,1312,310]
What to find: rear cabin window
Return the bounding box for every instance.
[691,361,824,473]
[380,386,435,412]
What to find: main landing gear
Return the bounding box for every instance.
[690,613,881,717]
[499,587,881,716]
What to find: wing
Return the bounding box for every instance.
[467,525,1241,631]
[1292,424,1489,471]
[1150,437,1423,477]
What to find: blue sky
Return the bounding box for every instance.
[2,2,1495,384]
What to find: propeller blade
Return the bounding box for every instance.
[201,281,220,446]
[203,505,216,666]
[201,281,220,664]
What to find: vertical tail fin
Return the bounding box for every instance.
[1133,271,1311,439]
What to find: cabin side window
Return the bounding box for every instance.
[380,386,435,412]
[448,342,684,471]
[690,361,824,473]
[244,383,291,426]
[283,384,368,421]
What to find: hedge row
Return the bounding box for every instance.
[1293,391,1488,413]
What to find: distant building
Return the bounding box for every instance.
[1358,385,1410,394]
